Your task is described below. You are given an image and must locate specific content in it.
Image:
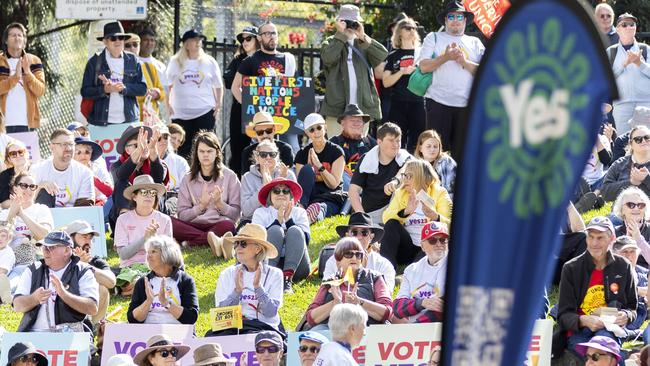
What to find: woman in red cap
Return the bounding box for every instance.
[252,178,309,293]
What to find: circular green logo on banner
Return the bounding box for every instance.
[483,18,589,218]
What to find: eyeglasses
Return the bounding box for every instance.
[272,188,291,195]
[137,189,159,197]
[52,142,75,148]
[125,142,138,150]
[17,183,38,191]
[599,14,612,19]
[308,125,323,133]
[400,172,413,180]
[584,352,611,362]
[8,149,25,158]
[18,355,39,364]
[256,128,275,136]
[124,42,139,48]
[342,251,364,259]
[402,25,417,31]
[632,135,650,144]
[446,13,465,21]
[349,229,370,237]
[427,237,449,245]
[234,240,250,249]
[625,202,647,209]
[260,31,278,37]
[255,345,280,354]
[158,135,169,141]
[298,345,320,353]
[619,21,636,28]
[76,149,91,155]
[257,151,278,159]
[242,36,254,42]
[108,36,128,42]
[156,348,179,358]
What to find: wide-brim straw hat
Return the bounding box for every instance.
[133,335,190,366]
[224,223,278,259]
[123,174,166,200]
[245,111,287,139]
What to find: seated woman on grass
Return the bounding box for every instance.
[114,175,172,296]
[252,178,310,293]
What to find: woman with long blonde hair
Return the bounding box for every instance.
[415,129,457,197]
[380,159,452,267]
[166,30,224,158]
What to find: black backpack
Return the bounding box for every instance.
[317,244,336,278]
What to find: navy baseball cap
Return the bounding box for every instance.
[37,231,74,247]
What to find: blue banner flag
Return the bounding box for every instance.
[442,0,617,365]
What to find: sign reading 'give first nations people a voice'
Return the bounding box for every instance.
[442,0,617,365]
[56,0,147,20]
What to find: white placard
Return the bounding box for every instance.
[56,0,147,20]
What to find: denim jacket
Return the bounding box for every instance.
[80,49,146,125]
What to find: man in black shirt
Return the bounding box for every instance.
[66,220,116,324]
[330,104,376,191]
[241,111,294,175]
[230,22,300,153]
[349,122,411,225]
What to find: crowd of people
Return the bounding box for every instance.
[1,0,650,365]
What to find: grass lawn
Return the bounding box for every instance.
[0,215,349,336]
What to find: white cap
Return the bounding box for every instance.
[303,113,326,132]
[107,354,137,366]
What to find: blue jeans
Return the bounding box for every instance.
[297,166,342,217]
[567,328,624,366]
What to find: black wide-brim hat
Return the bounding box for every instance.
[96,21,131,41]
[181,29,207,43]
[335,212,384,242]
[6,342,48,366]
[437,0,474,25]
[116,125,152,155]
[75,136,103,161]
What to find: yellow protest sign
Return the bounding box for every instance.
[210,305,243,332]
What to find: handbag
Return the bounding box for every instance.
[407,33,437,97]
[81,54,104,119]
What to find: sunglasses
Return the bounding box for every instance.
[619,21,636,28]
[625,202,647,209]
[8,149,25,158]
[632,134,650,144]
[18,355,39,364]
[137,189,159,197]
[242,36,254,42]
[256,345,280,354]
[156,348,179,358]
[298,345,320,353]
[272,188,291,195]
[257,151,278,158]
[308,125,323,133]
[108,36,128,41]
[599,14,612,19]
[234,240,250,249]
[427,237,449,245]
[446,13,465,21]
[402,25,417,31]
[16,182,38,191]
[349,229,370,237]
[158,135,169,141]
[584,352,611,362]
[125,42,139,48]
[400,172,413,180]
[343,251,364,259]
[256,128,274,136]
[76,149,92,155]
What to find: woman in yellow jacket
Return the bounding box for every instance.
[380,159,452,268]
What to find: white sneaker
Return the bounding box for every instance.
[0,274,11,305]
[221,232,235,260]
[207,232,223,258]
